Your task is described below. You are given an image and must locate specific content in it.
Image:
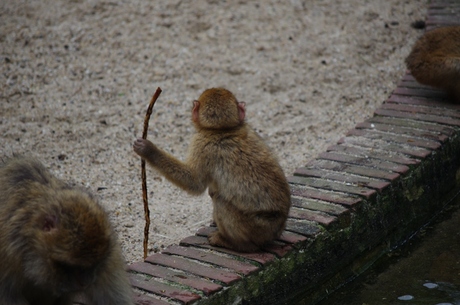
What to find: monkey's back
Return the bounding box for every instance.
[405,26,460,95]
[194,125,291,215]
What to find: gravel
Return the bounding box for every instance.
[0,0,427,263]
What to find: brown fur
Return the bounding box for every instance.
[133,88,291,252]
[405,25,460,101]
[0,156,133,305]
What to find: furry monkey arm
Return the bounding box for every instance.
[133,138,208,195]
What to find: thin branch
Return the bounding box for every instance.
[141,87,162,260]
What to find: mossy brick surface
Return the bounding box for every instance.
[179,235,277,265]
[354,121,449,143]
[162,244,259,275]
[133,293,172,305]
[367,116,456,136]
[346,128,441,150]
[387,94,460,110]
[319,151,411,173]
[289,184,362,207]
[427,15,460,25]
[129,262,222,295]
[130,274,201,304]
[305,158,401,181]
[326,143,421,166]
[145,253,242,284]
[374,107,460,127]
[127,3,460,304]
[381,101,460,119]
[288,175,376,199]
[337,135,433,158]
[392,87,450,99]
[290,196,350,216]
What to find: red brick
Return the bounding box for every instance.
[288,175,376,199]
[427,15,460,25]
[381,102,460,119]
[429,1,460,8]
[319,151,411,173]
[426,25,441,31]
[285,219,322,237]
[326,144,419,166]
[134,293,172,305]
[428,7,460,15]
[289,184,362,207]
[277,230,309,244]
[162,244,259,275]
[337,135,432,158]
[262,242,293,258]
[294,167,391,190]
[129,262,222,295]
[355,121,448,143]
[193,227,294,259]
[387,94,460,110]
[290,196,349,217]
[397,79,438,91]
[392,87,449,100]
[289,206,338,227]
[130,274,200,304]
[401,73,415,82]
[375,108,460,127]
[179,236,276,265]
[307,158,401,180]
[346,129,441,150]
[367,116,455,136]
[145,253,241,285]
[196,226,218,237]
[179,235,210,247]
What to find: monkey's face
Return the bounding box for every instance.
[51,260,100,293]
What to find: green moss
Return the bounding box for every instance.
[403,185,424,202]
[456,167,460,186]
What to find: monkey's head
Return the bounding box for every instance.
[24,189,112,294]
[192,88,246,130]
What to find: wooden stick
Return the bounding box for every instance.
[141,87,162,259]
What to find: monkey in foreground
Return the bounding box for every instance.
[133,88,291,252]
[405,25,460,101]
[0,156,133,305]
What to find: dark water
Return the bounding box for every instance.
[316,201,460,305]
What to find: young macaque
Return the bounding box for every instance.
[133,88,291,252]
[405,25,460,101]
[0,156,133,305]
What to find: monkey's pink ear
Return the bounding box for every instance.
[238,102,246,121]
[43,215,58,232]
[192,100,200,122]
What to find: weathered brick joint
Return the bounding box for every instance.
[129,2,460,304]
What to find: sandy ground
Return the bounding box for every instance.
[0,0,427,264]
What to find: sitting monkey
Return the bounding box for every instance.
[134,88,291,252]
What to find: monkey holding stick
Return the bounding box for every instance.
[133,88,291,252]
[405,25,460,101]
[0,156,133,305]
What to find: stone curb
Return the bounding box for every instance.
[128,1,460,304]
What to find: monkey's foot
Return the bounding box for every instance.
[208,231,232,249]
[208,231,259,252]
[208,231,224,246]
